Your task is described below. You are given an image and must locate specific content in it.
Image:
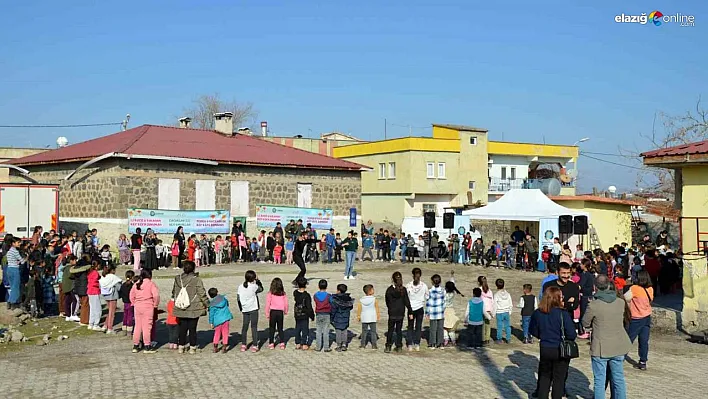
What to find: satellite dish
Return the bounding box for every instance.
[608,185,617,194]
[56,137,69,147]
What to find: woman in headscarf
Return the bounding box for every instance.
[173,226,186,269]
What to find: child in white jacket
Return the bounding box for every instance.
[493,278,513,343]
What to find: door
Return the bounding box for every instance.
[28,186,58,235]
[1,186,29,237]
[297,183,312,208]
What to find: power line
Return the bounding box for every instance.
[579,153,646,171]
[0,122,124,128]
[580,151,641,158]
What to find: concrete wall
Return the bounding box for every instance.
[342,152,414,194]
[457,130,488,205]
[558,200,632,249]
[361,195,406,225]
[0,147,48,182]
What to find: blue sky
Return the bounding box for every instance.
[1,0,706,192]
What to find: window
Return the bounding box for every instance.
[195,180,216,210]
[426,162,435,178]
[158,178,180,210]
[510,167,516,180]
[388,162,396,179]
[437,162,446,179]
[501,167,507,180]
[422,203,436,215]
[378,163,386,179]
[469,181,476,190]
[470,136,477,145]
[297,183,312,208]
[230,181,249,216]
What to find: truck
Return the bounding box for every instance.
[0,183,59,239]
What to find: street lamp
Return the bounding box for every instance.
[573,137,590,146]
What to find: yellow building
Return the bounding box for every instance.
[551,195,638,250]
[333,123,579,225]
[642,141,708,328]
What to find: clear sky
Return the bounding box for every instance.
[1,0,706,193]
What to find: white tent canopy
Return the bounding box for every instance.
[462,189,589,221]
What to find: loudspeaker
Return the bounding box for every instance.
[573,216,588,235]
[424,212,436,228]
[559,215,574,234]
[443,212,455,229]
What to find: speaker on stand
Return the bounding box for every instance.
[443,212,455,229]
[574,215,588,251]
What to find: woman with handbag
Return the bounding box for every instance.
[529,286,577,399]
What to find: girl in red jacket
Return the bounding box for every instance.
[87,261,102,331]
[187,234,197,262]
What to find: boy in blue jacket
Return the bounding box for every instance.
[208,288,233,353]
[326,229,336,263]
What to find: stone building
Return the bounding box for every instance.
[10,114,364,242]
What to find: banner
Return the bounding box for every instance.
[349,208,357,227]
[127,209,230,234]
[256,205,333,230]
[539,218,559,260]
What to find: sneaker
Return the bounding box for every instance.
[429,346,437,350]
[251,346,259,353]
[144,345,157,354]
[344,275,349,280]
[99,327,107,332]
[414,345,420,352]
[132,345,140,353]
[349,275,356,280]
[241,345,247,352]
[178,346,185,354]
[296,344,302,350]
[302,345,309,350]
[213,344,220,353]
[268,343,275,350]
[70,316,80,322]
[106,330,114,335]
[495,340,503,344]
[407,345,413,352]
[371,344,378,350]
[279,343,285,350]
[635,362,647,371]
[65,317,72,322]
[384,346,391,353]
[335,346,343,352]
[324,348,332,353]
[342,345,348,352]
[189,347,197,354]
[438,345,444,351]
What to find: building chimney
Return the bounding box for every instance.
[260,121,268,137]
[178,117,192,129]
[213,112,234,135]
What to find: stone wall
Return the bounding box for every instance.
[11,159,361,219]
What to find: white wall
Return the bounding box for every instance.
[404,194,455,217]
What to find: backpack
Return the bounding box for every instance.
[294,294,308,319]
[174,275,192,310]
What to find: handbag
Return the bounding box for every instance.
[559,311,579,359]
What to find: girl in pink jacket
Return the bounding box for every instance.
[265,278,289,349]
[477,276,495,345]
[87,262,102,331]
[129,269,160,353]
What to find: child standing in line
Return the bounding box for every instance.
[187,235,197,262]
[166,297,179,349]
[238,232,247,262]
[293,277,315,350]
[42,267,56,316]
[390,233,398,263]
[285,238,295,264]
[518,284,538,344]
[319,234,327,264]
[129,269,160,353]
[385,271,413,353]
[237,270,263,352]
[334,233,343,263]
[265,277,289,349]
[194,240,202,268]
[357,284,380,349]
[426,274,446,349]
[208,287,233,353]
[313,279,332,352]
[171,239,180,270]
[87,261,102,331]
[493,278,513,344]
[250,238,259,263]
[330,283,354,351]
[99,265,122,333]
[120,270,135,336]
[477,276,494,345]
[274,242,283,265]
[214,236,223,265]
[464,288,492,348]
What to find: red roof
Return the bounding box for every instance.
[11,125,365,171]
[641,139,708,158]
[550,195,640,206]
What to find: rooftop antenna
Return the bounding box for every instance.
[121,114,131,131]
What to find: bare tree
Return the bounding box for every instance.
[180,93,257,131]
[621,96,708,196]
